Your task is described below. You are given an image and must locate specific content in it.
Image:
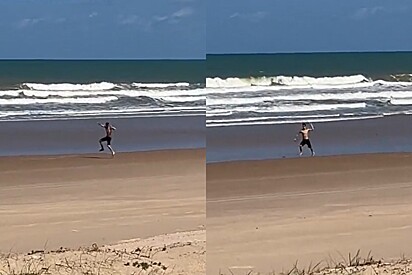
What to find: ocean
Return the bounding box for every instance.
[206,52,412,127]
[0,60,205,121]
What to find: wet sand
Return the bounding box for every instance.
[207,153,412,274]
[0,115,205,156]
[207,115,412,162]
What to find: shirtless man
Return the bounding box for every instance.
[294,123,315,156]
[98,122,116,156]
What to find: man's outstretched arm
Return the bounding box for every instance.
[111,125,117,131]
[309,123,315,130]
[98,123,104,127]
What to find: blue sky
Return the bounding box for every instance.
[207,0,412,54]
[0,0,205,59]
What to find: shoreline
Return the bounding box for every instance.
[0,147,202,159]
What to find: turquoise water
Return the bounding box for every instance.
[0,59,205,87]
[207,52,412,79]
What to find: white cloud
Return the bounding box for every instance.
[118,6,194,31]
[152,7,194,25]
[172,7,194,18]
[154,15,169,22]
[229,11,267,23]
[118,15,153,31]
[353,6,384,19]
[17,18,44,28]
[89,12,98,18]
[229,13,240,19]
[119,15,139,25]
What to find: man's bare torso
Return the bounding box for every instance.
[105,126,113,137]
[300,129,311,140]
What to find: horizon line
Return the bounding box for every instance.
[0,58,206,61]
[207,50,412,55]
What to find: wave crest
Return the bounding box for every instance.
[206,75,372,88]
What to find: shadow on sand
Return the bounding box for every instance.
[81,155,112,160]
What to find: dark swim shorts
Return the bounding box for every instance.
[300,139,312,148]
[100,136,112,145]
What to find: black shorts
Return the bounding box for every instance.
[100,136,112,145]
[300,139,312,148]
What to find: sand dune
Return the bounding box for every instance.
[1,230,205,275]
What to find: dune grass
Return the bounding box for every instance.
[219,250,412,275]
[0,243,168,275]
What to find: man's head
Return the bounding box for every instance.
[105,122,110,127]
[302,123,307,129]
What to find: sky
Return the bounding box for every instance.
[0,0,205,59]
[207,0,412,54]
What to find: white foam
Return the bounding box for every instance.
[0,113,204,122]
[211,102,366,114]
[207,114,340,122]
[205,110,233,117]
[0,88,208,101]
[0,96,118,105]
[207,96,273,106]
[207,90,412,106]
[161,96,205,102]
[206,75,371,88]
[206,75,412,93]
[390,98,412,105]
[0,106,205,119]
[132,82,190,88]
[206,115,384,127]
[271,90,412,101]
[23,82,117,91]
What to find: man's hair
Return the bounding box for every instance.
[302,123,306,127]
[105,122,109,125]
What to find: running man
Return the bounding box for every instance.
[294,122,315,156]
[98,122,116,156]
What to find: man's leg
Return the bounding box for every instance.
[308,141,315,156]
[99,138,105,151]
[107,145,115,156]
[299,145,303,156]
[107,138,115,156]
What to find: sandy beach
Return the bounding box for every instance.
[207,153,412,274]
[0,149,205,274]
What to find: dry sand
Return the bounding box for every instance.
[1,230,205,275]
[0,149,205,274]
[207,153,412,274]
